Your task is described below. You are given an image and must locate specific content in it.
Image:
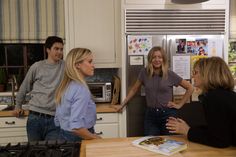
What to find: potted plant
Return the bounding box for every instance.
[0,68,7,92]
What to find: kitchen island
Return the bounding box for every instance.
[80,136,236,157]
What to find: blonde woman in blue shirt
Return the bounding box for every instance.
[55,48,101,142]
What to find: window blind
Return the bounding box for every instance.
[0,0,65,43]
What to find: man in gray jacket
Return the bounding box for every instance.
[14,36,65,141]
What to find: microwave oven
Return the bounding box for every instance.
[88,82,112,103]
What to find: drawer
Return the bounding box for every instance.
[96,113,118,124]
[0,117,27,128]
[95,123,119,138]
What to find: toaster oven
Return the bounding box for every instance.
[88,82,112,103]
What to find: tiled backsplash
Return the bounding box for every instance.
[0,68,119,105]
[86,68,119,82]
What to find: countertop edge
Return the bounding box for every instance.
[0,103,121,117]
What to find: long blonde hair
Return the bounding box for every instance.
[194,57,234,93]
[146,46,168,79]
[55,48,92,104]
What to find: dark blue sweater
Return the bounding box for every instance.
[188,88,236,148]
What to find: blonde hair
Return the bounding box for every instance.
[146,46,168,79]
[193,57,234,93]
[55,48,92,104]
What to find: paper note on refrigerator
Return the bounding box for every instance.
[173,56,190,79]
[130,56,144,65]
[208,39,223,57]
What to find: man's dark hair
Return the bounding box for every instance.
[45,36,63,49]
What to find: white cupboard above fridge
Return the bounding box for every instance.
[64,0,121,68]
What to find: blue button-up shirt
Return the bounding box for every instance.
[54,81,96,131]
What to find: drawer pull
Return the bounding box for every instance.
[96,117,103,121]
[5,121,15,125]
[95,131,103,135]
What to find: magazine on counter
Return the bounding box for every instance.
[132,136,187,156]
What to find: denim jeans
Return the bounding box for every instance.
[27,113,60,141]
[59,128,95,142]
[144,107,177,136]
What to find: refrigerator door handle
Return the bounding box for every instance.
[162,37,166,50]
[168,38,172,62]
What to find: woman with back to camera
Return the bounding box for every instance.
[166,57,236,148]
[54,48,101,142]
[117,46,194,136]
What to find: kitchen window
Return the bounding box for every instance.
[0,44,46,91]
[0,0,65,92]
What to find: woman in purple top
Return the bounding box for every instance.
[54,48,101,142]
[119,46,193,136]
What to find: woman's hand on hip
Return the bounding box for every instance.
[167,101,182,109]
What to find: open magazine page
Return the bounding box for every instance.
[132,136,187,156]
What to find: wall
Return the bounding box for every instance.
[230,0,236,39]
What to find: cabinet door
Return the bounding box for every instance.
[95,113,119,138]
[0,127,28,144]
[0,136,28,145]
[65,0,121,68]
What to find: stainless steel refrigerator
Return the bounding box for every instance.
[126,34,224,137]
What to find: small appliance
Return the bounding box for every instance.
[88,82,112,103]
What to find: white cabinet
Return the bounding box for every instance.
[95,113,119,138]
[0,117,28,145]
[64,0,121,68]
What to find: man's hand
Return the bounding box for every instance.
[12,108,24,117]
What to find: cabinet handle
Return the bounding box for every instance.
[96,117,103,121]
[95,131,103,135]
[5,121,15,125]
